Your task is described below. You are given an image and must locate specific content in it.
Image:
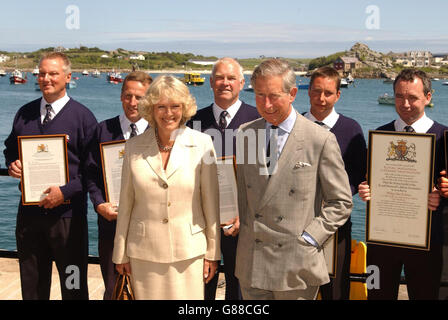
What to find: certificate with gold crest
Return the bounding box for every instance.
[366,130,435,250]
[100,140,126,205]
[18,134,69,205]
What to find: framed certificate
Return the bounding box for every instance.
[366,130,435,250]
[216,156,239,225]
[18,134,69,205]
[100,139,126,205]
[323,232,337,278]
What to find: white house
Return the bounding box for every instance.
[0,54,10,63]
[130,54,145,61]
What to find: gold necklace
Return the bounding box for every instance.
[155,128,173,152]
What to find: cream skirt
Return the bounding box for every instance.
[129,255,205,300]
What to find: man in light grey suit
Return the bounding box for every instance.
[234,58,353,300]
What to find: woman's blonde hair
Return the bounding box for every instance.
[138,75,197,127]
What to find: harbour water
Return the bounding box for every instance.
[1,73,448,256]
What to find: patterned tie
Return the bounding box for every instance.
[218,111,228,130]
[130,123,137,138]
[315,121,325,126]
[42,104,52,126]
[404,125,414,133]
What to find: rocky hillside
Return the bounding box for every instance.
[346,42,396,78]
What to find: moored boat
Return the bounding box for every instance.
[377,93,395,105]
[340,78,348,88]
[243,84,253,92]
[107,70,123,83]
[183,72,205,86]
[442,81,448,86]
[66,79,77,89]
[9,69,27,84]
[0,69,6,77]
[82,70,89,76]
[378,93,434,108]
[92,69,101,78]
[32,66,39,76]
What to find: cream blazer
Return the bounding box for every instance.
[112,125,221,264]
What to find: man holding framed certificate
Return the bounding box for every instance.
[358,69,447,300]
[3,52,98,300]
[304,66,367,300]
[86,71,152,300]
[187,58,259,300]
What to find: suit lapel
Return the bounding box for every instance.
[257,112,304,211]
[142,128,167,183]
[164,127,189,179]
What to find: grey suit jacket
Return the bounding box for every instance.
[235,111,352,291]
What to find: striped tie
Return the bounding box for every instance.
[404,125,414,133]
[42,104,52,126]
[130,123,137,138]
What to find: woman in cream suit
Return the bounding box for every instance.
[112,75,221,300]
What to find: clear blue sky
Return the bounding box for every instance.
[1,0,447,58]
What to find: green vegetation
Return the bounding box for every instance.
[308,51,347,70]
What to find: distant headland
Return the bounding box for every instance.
[1,43,447,78]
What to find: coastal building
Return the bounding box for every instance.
[333,56,362,73]
[188,59,217,66]
[405,51,432,67]
[129,54,145,61]
[0,54,10,63]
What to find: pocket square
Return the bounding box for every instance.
[294,161,311,169]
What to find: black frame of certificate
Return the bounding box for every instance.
[366,130,435,251]
[324,232,338,278]
[18,134,70,206]
[99,139,126,203]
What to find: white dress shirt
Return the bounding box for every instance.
[212,100,242,128]
[394,113,433,133]
[119,114,148,140]
[40,94,70,123]
[304,108,340,131]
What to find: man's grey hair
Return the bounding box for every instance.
[251,58,296,93]
[211,57,244,80]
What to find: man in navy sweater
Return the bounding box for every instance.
[188,57,259,300]
[4,52,98,299]
[87,71,152,299]
[303,66,367,299]
[359,68,445,299]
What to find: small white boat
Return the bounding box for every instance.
[82,70,89,76]
[383,78,395,84]
[346,74,354,84]
[66,79,77,89]
[432,78,440,81]
[92,69,100,78]
[340,78,348,88]
[243,84,253,92]
[378,93,395,105]
[442,81,448,86]
[32,66,39,76]
[0,69,6,77]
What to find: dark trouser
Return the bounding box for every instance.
[320,221,351,300]
[205,229,242,300]
[15,213,89,300]
[367,243,442,300]
[98,219,118,300]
